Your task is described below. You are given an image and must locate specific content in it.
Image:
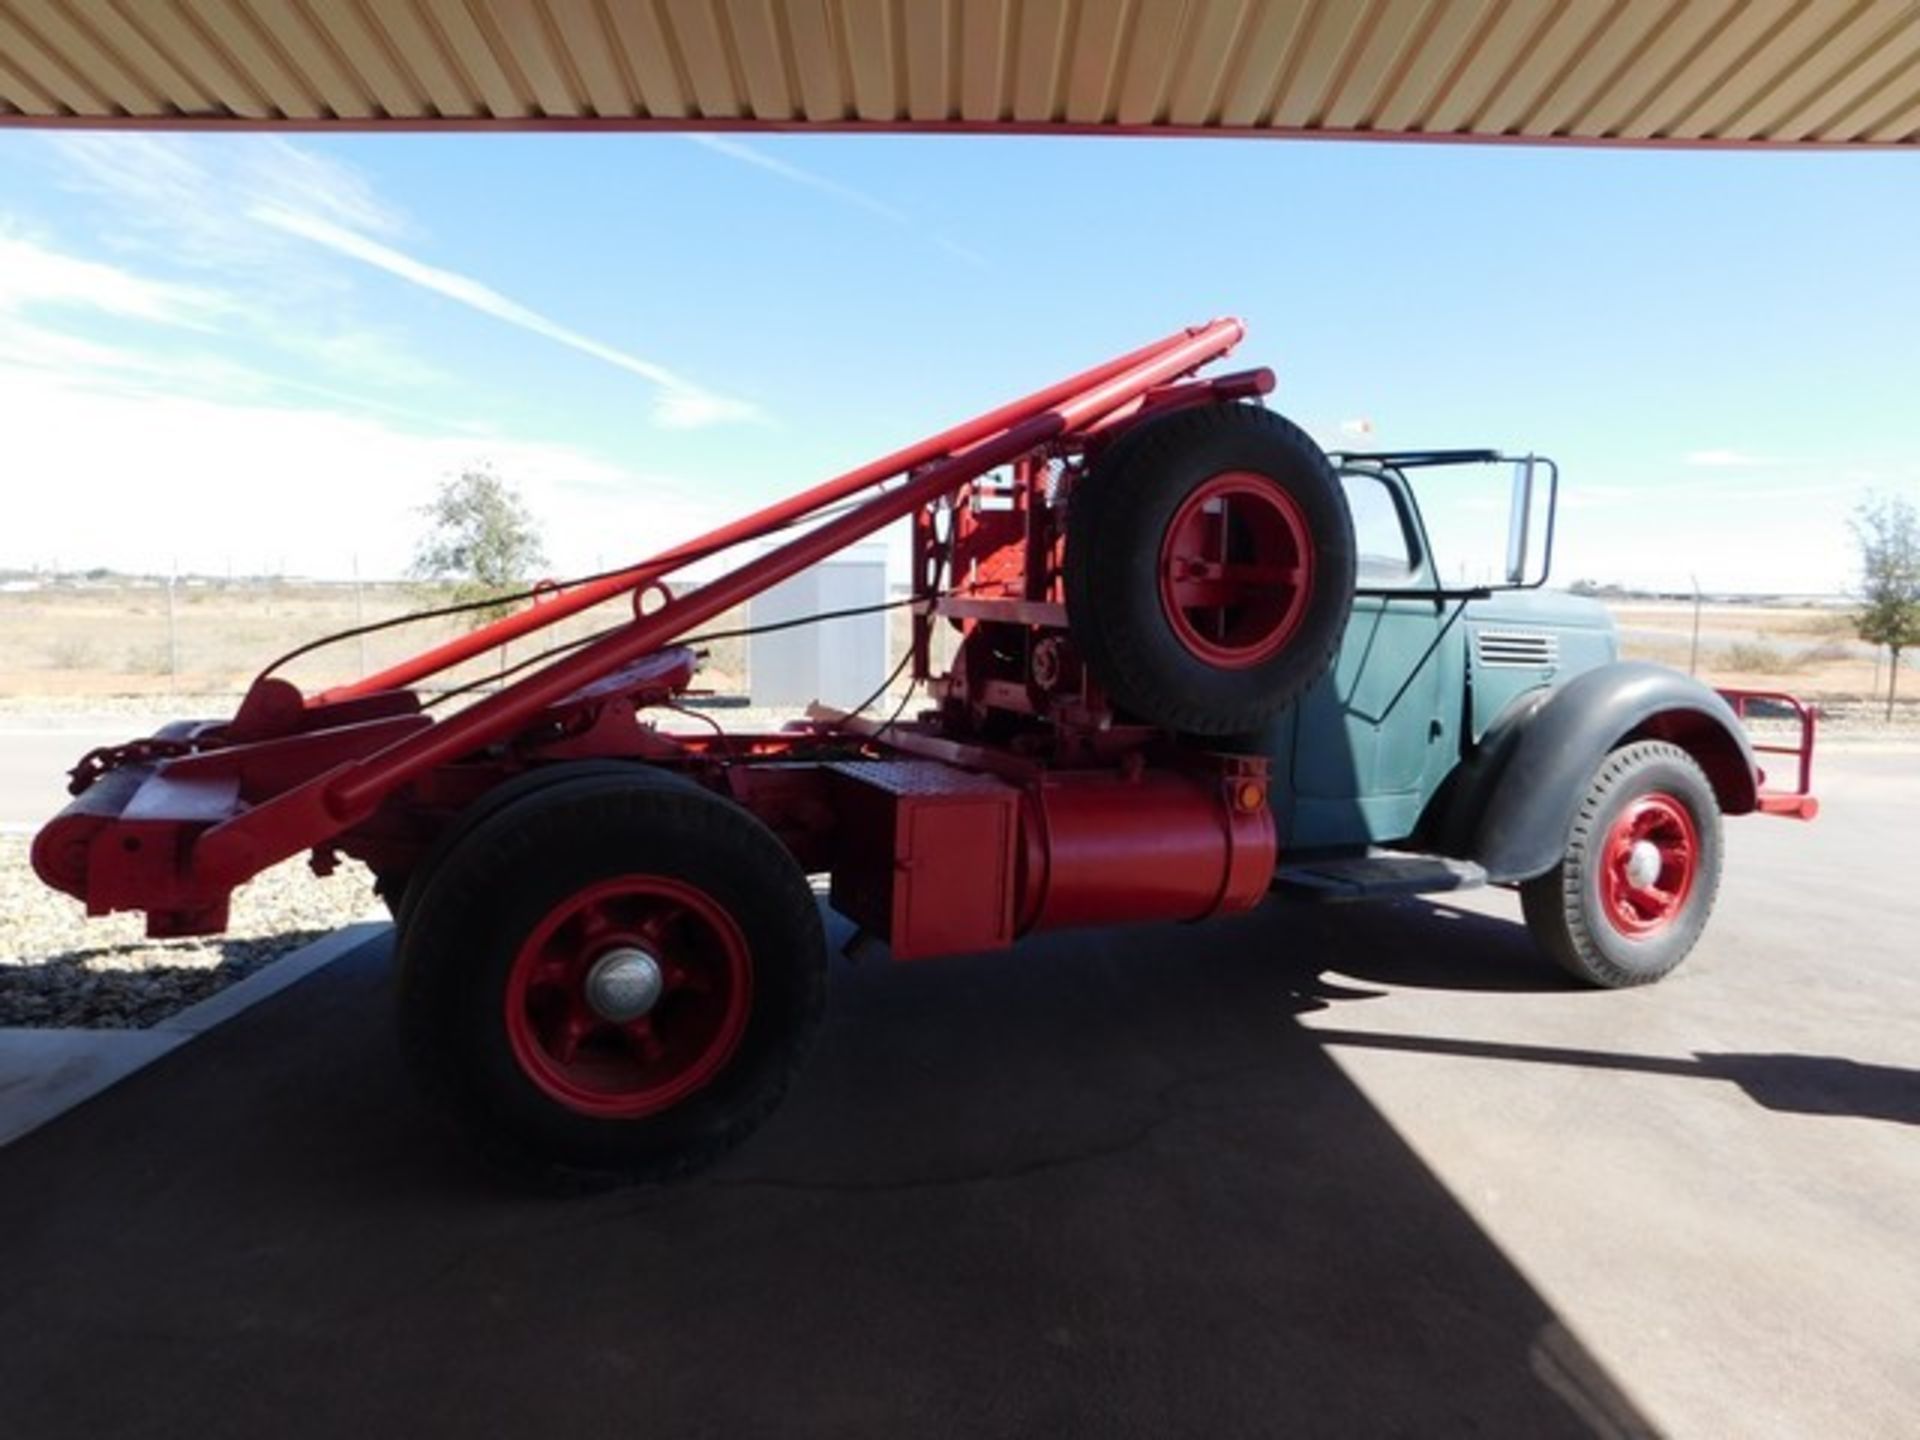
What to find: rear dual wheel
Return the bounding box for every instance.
[377,759,645,929]
[395,769,826,1184]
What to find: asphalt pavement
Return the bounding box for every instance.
[0,723,132,830]
[1,750,1914,1439]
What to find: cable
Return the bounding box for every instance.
[871,668,920,739]
[841,645,915,724]
[660,700,736,758]
[253,480,913,688]
[419,624,616,711]
[418,587,949,712]
[415,493,959,738]
[864,502,958,738]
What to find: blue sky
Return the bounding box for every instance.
[0,130,1914,593]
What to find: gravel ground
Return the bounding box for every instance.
[0,836,380,1029]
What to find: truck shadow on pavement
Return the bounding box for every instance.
[1308,1028,1920,1128]
[0,901,1674,1439]
[1287,894,1920,1128]
[1273,892,1579,995]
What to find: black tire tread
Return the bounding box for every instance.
[1065,404,1353,736]
[386,759,651,933]
[396,767,826,1186]
[1521,740,1723,988]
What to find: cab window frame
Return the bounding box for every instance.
[1338,465,1428,593]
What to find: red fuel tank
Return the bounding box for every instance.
[1017,763,1275,934]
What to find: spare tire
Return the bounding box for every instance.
[1064,404,1354,736]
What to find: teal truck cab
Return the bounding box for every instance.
[1262,449,1817,988]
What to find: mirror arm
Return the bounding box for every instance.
[1353,586,1493,601]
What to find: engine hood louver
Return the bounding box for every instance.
[1474,629,1559,669]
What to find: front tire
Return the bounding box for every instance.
[1521,741,1723,988]
[395,768,827,1184]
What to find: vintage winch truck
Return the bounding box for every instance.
[32,321,1815,1182]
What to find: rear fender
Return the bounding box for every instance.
[1454,661,1757,883]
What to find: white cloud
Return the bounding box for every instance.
[689,134,910,225]
[271,326,449,392]
[33,136,440,401]
[0,366,735,580]
[0,227,223,325]
[0,234,456,432]
[688,134,987,267]
[0,227,741,579]
[1684,448,1789,469]
[42,134,754,428]
[252,204,756,429]
[48,133,402,271]
[0,140,771,588]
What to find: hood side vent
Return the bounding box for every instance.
[1475,629,1558,669]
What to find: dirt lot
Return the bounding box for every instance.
[0,579,757,702]
[1607,598,1910,714]
[1,582,1911,721]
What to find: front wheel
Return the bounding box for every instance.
[1520,740,1724,988]
[395,768,826,1184]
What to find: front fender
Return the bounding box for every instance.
[1463,661,1758,883]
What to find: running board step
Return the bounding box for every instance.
[1272,852,1487,902]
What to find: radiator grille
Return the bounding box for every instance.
[1474,629,1559,669]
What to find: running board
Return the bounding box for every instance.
[1272,852,1488,902]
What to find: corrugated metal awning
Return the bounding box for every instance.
[2,1,1917,147]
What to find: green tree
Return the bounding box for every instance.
[411,468,548,626]
[1852,493,1920,721]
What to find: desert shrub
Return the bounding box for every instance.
[1794,610,1859,639]
[39,636,98,669]
[124,643,174,676]
[1794,641,1853,665]
[1720,640,1790,673]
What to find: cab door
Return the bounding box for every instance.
[1287,468,1454,848]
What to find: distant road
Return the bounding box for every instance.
[0,724,131,829]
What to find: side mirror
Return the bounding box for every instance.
[1504,456,1537,585]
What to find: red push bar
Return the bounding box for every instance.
[1718,687,1819,820]
[186,320,1248,888]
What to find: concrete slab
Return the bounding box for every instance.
[0,922,384,1146]
[0,1026,179,1147]
[0,725,137,827]
[154,921,387,1039]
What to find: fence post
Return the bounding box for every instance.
[353,553,367,678]
[1688,573,1702,676]
[165,558,178,693]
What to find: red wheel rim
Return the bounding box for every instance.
[1596,794,1699,938]
[1158,471,1315,670]
[504,875,752,1118]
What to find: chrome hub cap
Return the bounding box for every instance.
[583,947,665,1022]
[1624,839,1663,890]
